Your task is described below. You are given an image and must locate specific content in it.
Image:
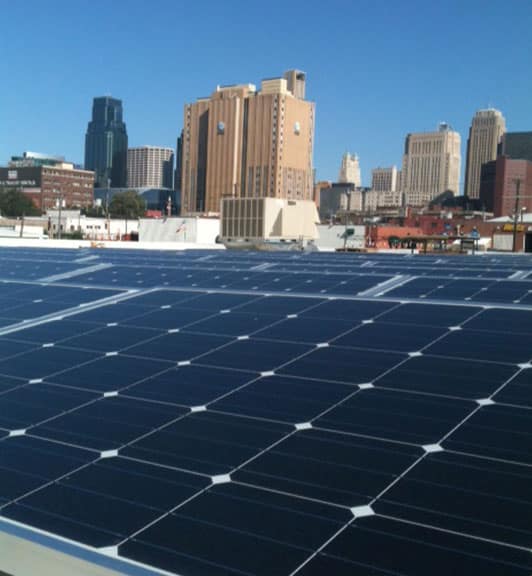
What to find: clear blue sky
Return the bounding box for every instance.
[2,0,532,190]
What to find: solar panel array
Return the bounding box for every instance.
[0,246,531,575]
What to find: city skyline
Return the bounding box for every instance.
[2,0,532,189]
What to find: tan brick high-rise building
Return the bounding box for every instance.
[402,123,461,206]
[464,109,506,199]
[181,70,314,214]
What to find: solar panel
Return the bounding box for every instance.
[0,246,531,576]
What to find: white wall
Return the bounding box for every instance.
[315,224,366,250]
[139,217,220,244]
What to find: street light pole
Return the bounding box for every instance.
[58,193,63,240]
[106,178,111,240]
[512,178,521,253]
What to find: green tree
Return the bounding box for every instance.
[109,190,145,234]
[0,187,41,217]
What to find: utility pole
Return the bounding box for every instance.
[512,178,521,253]
[106,177,111,240]
[57,190,63,240]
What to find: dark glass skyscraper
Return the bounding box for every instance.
[84,97,128,187]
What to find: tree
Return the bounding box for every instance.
[0,187,40,217]
[109,190,145,235]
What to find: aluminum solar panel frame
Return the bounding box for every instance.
[0,247,531,576]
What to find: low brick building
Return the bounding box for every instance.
[0,163,94,212]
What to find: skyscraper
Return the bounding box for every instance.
[401,123,461,206]
[84,97,128,188]
[338,153,361,186]
[180,70,314,214]
[464,109,506,199]
[127,146,174,188]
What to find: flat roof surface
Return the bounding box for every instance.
[0,247,531,575]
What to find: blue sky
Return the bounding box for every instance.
[2,0,532,190]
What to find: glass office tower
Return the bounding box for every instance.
[84,97,128,187]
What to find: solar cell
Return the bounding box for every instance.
[198,338,312,372]
[315,388,474,444]
[0,346,100,380]
[426,328,532,364]
[0,383,97,429]
[374,451,532,548]
[297,516,532,575]
[333,322,447,352]
[47,354,174,392]
[1,319,99,344]
[122,410,291,475]
[0,436,95,505]
[2,457,209,548]
[493,367,532,407]
[375,355,517,399]
[60,325,163,353]
[234,428,422,506]
[279,346,406,384]
[442,403,532,464]
[120,482,349,576]
[123,364,259,406]
[377,302,481,326]
[31,396,185,451]
[211,375,354,422]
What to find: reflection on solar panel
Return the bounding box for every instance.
[0,246,531,575]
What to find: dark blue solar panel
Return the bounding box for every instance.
[1,247,532,576]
